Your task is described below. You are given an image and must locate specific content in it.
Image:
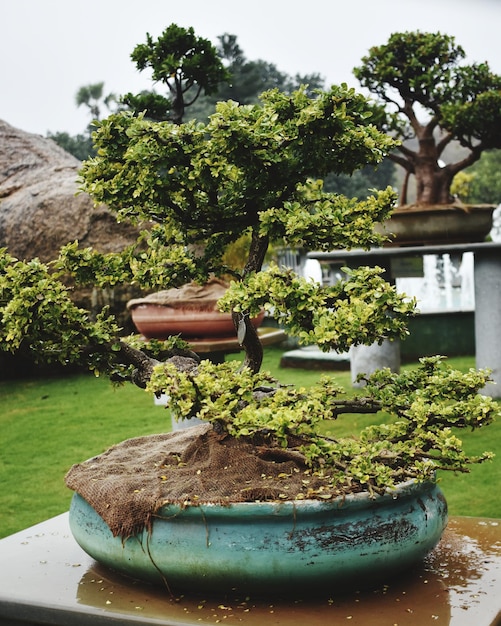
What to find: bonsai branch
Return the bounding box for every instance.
[447,146,483,177]
[116,340,198,389]
[323,397,382,417]
[242,229,269,277]
[116,340,161,388]
[389,152,414,172]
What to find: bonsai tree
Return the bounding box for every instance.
[353,31,501,205]
[0,85,497,499]
[121,24,229,124]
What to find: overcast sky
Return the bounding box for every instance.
[3,0,501,137]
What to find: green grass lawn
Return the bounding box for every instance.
[1,348,499,538]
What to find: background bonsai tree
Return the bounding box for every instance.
[122,23,229,124]
[0,84,497,496]
[353,31,501,205]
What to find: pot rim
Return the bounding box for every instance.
[151,479,439,519]
[392,203,496,215]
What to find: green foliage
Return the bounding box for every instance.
[353,31,501,204]
[6,83,403,384]
[147,356,497,496]
[0,251,120,374]
[56,230,200,290]
[125,24,229,124]
[81,86,396,258]
[450,171,475,202]
[441,69,501,149]
[355,32,466,115]
[131,24,228,95]
[121,91,171,122]
[466,150,501,204]
[258,183,397,250]
[218,264,415,352]
[124,333,191,358]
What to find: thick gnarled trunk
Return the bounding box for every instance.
[414,164,454,205]
[392,120,474,206]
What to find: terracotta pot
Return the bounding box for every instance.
[130,304,265,339]
[68,479,447,594]
[376,204,495,246]
[127,279,265,339]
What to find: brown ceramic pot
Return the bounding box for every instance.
[127,279,265,340]
[376,204,495,246]
[130,304,264,339]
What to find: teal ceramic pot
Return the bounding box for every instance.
[69,479,447,594]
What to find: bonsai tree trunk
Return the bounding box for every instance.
[393,137,457,206]
[232,229,269,374]
[390,120,459,205]
[414,160,455,205]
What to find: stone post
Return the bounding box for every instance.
[350,339,401,387]
[474,249,501,398]
[349,256,401,387]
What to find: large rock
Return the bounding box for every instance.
[0,120,144,378]
[0,119,138,262]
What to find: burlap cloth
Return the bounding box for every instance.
[126,279,228,312]
[65,423,338,539]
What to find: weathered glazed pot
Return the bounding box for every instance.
[69,479,448,594]
[376,204,495,246]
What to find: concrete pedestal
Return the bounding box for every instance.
[350,339,400,386]
[0,514,500,625]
